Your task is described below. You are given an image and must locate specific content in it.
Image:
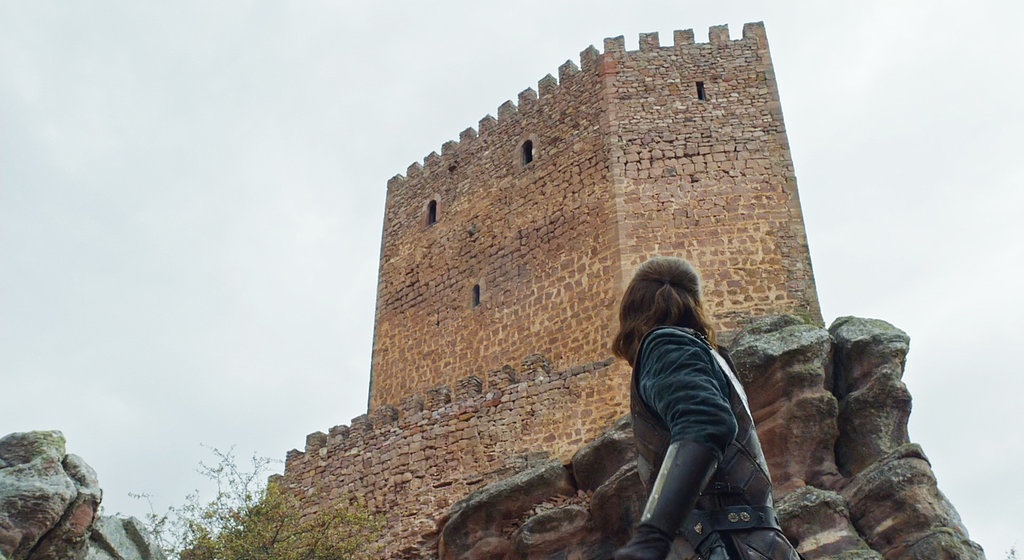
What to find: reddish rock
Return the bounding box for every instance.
[570,416,634,492]
[841,444,983,560]
[829,317,912,477]
[438,461,575,560]
[0,431,80,560]
[29,453,101,560]
[776,486,878,560]
[509,505,603,559]
[829,317,910,399]
[589,462,645,547]
[728,316,841,492]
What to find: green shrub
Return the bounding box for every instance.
[138,447,381,560]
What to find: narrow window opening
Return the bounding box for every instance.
[472,284,481,307]
[521,140,534,165]
[696,81,706,101]
[427,200,438,225]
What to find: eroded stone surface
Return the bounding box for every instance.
[438,461,575,560]
[509,505,599,560]
[29,454,102,560]
[829,317,910,399]
[87,516,168,560]
[570,416,635,492]
[830,317,912,477]
[842,444,981,560]
[0,431,82,560]
[777,486,878,560]
[729,316,841,492]
[0,432,170,560]
[589,463,645,547]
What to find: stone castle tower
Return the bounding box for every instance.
[284,23,984,559]
[369,21,820,410]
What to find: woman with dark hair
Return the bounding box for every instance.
[612,257,800,560]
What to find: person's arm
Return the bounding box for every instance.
[615,329,736,560]
[637,328,737,455]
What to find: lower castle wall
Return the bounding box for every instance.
[282,355,631,558]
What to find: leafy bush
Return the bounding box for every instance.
[138,447,382,560]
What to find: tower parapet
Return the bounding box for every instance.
[370,22,820,413]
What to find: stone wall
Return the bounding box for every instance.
[370,41,618,410]
[283,355,632,558]
[284,316,986,559]
[308,21,838,558]
[605,24,820,330]
[369,22,821,410]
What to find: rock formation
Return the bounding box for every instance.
[0,430,165,560]
[87,515,167,560]
[0,431,101,560]
[438,418,638,560]
[434,316,985,560]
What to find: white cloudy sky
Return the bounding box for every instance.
[2,1,1021,556]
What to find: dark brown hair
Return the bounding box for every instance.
[612,256,717,366]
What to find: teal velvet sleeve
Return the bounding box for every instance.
[637,328,738,458]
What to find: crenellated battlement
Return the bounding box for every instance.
[288,353,616,465]
[385,23,768,191]
[283,349,630,557]
[291,22,826,557]
[370,17,819,422]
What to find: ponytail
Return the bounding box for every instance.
[612,257,717,366]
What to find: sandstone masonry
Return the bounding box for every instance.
[370,22,820,410]
[284,355,629,558]
[285,22,828,559]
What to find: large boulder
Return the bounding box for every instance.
[438,461,575,560]
[87,516,167,560]
[776,486,878,560]
[0,431,101,560]
[569,416,635,492]
[588,462,645,546]
[508,505,604,560]
[841,444,983,560]
[728,316,841,492]
[829,317,912,477]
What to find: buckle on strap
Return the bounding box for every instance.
[681,505,781,546]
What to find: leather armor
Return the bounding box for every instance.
[630,327,801,560]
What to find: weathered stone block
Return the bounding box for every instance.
[569,416,634,492]
[455,376,483,400]
[776,486,878,560]
[425,386,452,410]
[439,461,575,560]
[841,444,982,560]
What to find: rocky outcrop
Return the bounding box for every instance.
[87,515,167,560]
[729,316,842,493]
[841,444,982,560]
[434,316,984,559]
[437,418,646,560]
[0,431,102,560]
[776,486,878,560]
[438,461,576,560]
[0,431,166,560]
[829,317,913,478]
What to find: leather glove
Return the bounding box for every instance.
[614,440,719,560]
[613,523,673,560]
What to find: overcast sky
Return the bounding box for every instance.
[2,1,1021,556]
